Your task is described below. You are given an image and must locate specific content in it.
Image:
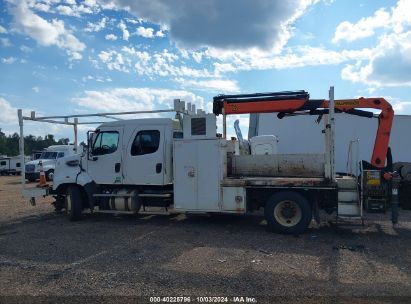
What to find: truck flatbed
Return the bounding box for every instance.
[222,177,335,188]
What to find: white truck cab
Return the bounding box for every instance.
[53,118,179,190]
[87,118,175,185]
[25,145,78,182]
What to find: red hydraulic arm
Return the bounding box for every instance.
[213,91,394,168]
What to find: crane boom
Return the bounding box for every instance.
[213,91,394,169]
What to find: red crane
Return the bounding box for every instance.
[213,91,394,169]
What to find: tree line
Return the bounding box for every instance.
[0,129,70,157]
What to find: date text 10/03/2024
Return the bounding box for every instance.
[149,296,257,303]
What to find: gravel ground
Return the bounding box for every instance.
[0,175,411,303]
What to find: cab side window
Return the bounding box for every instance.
[92,131,119,156]
[131,130,160,156]
[57,152,65,158]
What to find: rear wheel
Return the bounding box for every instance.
[264,191,312,234]
[65,186,83,221]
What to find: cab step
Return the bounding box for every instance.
[338,201,361,217]
[139,206,170,215]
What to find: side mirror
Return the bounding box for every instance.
[87,130,97,161]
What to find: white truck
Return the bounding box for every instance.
[18,88,401,234]
[25,145,79,182]
[0,156,29,175]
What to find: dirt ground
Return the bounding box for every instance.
[0,175,411,303]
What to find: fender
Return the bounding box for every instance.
[53,155,94,191]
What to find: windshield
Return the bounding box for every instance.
[39,152,58,159]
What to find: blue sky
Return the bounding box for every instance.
[0,0,410,140]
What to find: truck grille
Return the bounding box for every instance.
[25,164,35,172]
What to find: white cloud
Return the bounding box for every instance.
[32,2,51,12]
[105,34,117,41]
[136,26,154,38]
[98,50,130,72]
[334,1,411,87]
[9,1,86,60]
[96,48,215,79]
[32,86,40,93]
[333,0,411,43]
[203,46,372,75]
[0,25,7,34]
[0,98,18,124]
[125,18,143,25]
[333,8,391,43]
[213,63,237,75]
[54,3,96,17]
[1,57,17,64]
[84,0,97,7]
[104,0,316,51]
[85,17,107,32]
[72,87,204,112]
[118,20,130,41]
[56,5,75,16]
[341,31,411,87]
[155,30,165,37]
[176,78,239,93]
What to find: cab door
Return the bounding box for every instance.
[123,127,165,185]
[87,127,123,184]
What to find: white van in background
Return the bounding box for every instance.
[25,145,79,182]
[0,156,31,175]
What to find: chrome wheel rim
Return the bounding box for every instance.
[273,200,302,227]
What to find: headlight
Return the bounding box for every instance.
[66,159,80,167]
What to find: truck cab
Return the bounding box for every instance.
[83,118,175,186]
[25,145,78,182]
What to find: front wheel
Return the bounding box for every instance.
[46,170,54,181]
[65,186,83,221]
[264,191,312,234]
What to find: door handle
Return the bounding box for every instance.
[115,162,121,173]
[156,163,162,174]
[188,170,195,177]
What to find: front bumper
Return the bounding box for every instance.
[25,172,40,181]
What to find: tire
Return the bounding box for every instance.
[53,195,66,212]
[264,191,312,234]
[65,186,83,221]
[46,170,54,181]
